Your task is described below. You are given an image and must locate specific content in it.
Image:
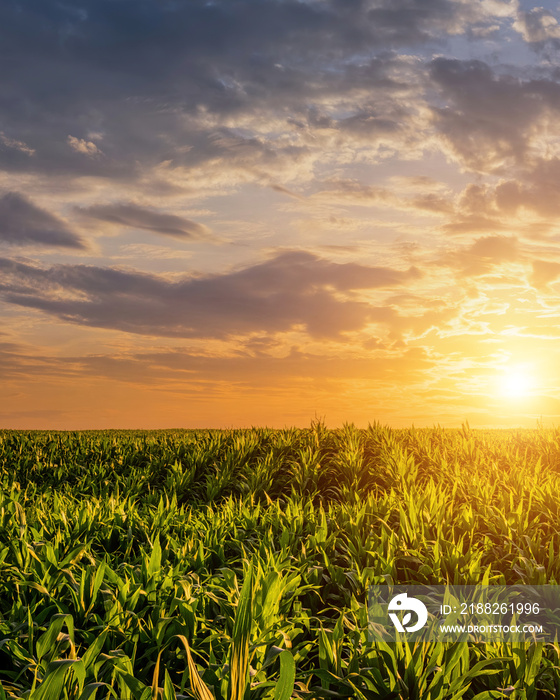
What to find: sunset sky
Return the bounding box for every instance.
[2,0,560,429]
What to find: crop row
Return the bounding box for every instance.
[0,423,559,698]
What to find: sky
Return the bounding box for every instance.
[2,0,560,429]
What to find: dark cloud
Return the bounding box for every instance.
[0,192,85,248]
[430,158,560,227]
[429,58,560,172]
[0,1,506,183]
[0,251,421,339]
[77,202,211,239]
[420,168,560,239]
[513,7,560,45]
[494,159,560,218]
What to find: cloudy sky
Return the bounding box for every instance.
[2,0,560,429]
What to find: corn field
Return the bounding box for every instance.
[1,422,560,699]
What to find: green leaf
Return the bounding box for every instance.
[163,669,176,700]
[148,537,162,578]
[273,651,295,700]
[77,682,109,700]
[30,659,80,700]
[36,615,74,664]
[229,564,253,700]
[81,630,108,672]
[115,671,151,700]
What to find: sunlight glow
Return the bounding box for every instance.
[499,366,534,399]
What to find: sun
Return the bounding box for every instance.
[499,365,534,399]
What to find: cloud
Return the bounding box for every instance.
[0,192,86,248]
[429,58,560,172]
[428,158,560,229]
[0,251,421,339]
[410,193,454,215]
[67,135,102,156]
[0,0,518,187]
[442,216,506,235]
[0,132,35,156]
[311,178,393,205]
[494,159,560,218]
[439,235,520,276]
[0,337,434,393]
[77,202,211,239]
[513,6,560,44]
[530,259,560,289]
